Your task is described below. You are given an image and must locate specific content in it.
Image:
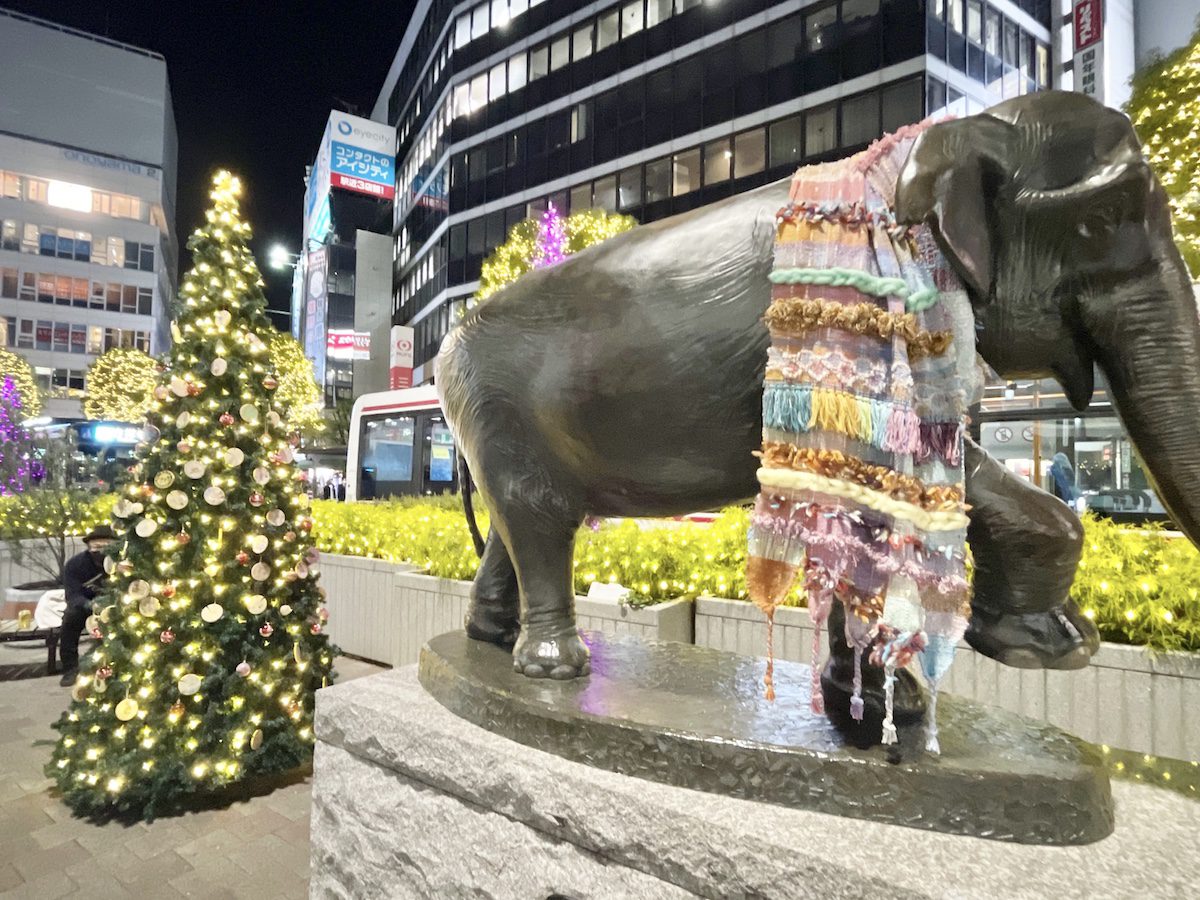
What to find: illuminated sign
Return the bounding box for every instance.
[326,330,371,360]
[304,247,329,388]
[47,180,92,212]
[1073,0,1105,101]
[389,325,414,389]
[85,423,145,445]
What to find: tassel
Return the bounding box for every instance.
[764,609,776,702]
[881,661,898,744]
[856,396,873,444]
[869,398,891,447]
[885,405,920,454]
[925,683,941,754]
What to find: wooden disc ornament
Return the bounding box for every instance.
[214,309,232,328]
[252,467,270,485]
[251,562,271,581]
[178,673,202,695]
[244,594,267,615]
[129,579,151,599]
[249,534,269,554]
[176,411,191,429]
[135,518,158,538]
[204,486,226,505]
[200,603,224,623]
[224,447,245,468]
[210,357,228,376]
[103,556,116,575]
[266,509,285,527]
[170,376,189,397]
[85,614,99,632]
[154,471,175,489]
[250,728,263,750]
[115,698,139,721]
[138,596,160,617]
[167,490,189,510]
[279,604,292,616]
[71,682,87,701]
[240,404,259,424]
[183,460,206,479]
[267,410,282,427]
[99,604,115,623]
[113,498,135,518]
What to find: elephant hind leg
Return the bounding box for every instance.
[466,527,520,646]
[963,438,1099,669]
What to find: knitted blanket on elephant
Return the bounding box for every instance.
[745,123,975,752]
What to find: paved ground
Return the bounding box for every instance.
[0,639,383,899]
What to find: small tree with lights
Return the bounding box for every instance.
[0,348,43,420]
[1127,21,1200,273]
[47,171,336,818]
[0,375,44,494]
[265,332,323,439]
[84,348,159,423]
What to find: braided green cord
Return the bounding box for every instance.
[905,288,940,312]
[769,266,942,312]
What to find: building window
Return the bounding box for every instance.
[0,220,17,251]
[489,62,506,102]
[618,166,642,209]
[805,104,838,157]
[508,52,527,91]
[551,33,570,71]
[621,0,644,38]
[570,183,592,212]
[529,44,549,80]
[573,23,594,61]
[841,91,880,148]
[0,268,17,299]
[647,0,672,28]
[645,157,671,203]
[703,138,731,185]
[734,129,766,178]
[769,116,803,168]
[593,174,617,211]
[597,9,619,50]
[672,149,701,196]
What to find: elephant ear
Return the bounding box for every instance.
[895,115,1018,303]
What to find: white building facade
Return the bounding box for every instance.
[0,9,177,418]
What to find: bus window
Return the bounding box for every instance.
[424,418,457,491]
[361,416,416,498]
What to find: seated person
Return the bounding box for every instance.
[59,525,115,686]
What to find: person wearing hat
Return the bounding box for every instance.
[59,525,115,685]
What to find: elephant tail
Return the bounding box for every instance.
[458,452,486,558]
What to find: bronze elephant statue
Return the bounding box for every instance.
[437,92,1199,735]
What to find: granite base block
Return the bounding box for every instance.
[312,666,1196,900]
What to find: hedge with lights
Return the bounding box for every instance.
[1127,23,1200,273]
[0,348,42,420]
[47,172,336,819]
[84,348,159,423]
[475,207,637,302]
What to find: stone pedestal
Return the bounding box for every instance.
[312,663,1196,900]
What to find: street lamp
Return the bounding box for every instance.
[268,244,299,271]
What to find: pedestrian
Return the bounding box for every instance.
[59,525,115,686]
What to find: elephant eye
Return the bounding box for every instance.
[1078,203,1122,239]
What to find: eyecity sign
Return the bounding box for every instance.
[303,110,395,246]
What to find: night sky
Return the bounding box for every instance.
[3,0,417,325]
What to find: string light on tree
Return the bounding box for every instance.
[84,348,159,423]
[533,202,568,268]
[0,348,42,419]
[46,171,337,818]
[0,375,45,494]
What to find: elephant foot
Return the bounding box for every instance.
[513,625,591,680]
[465,597,520,647]
[966,600,1099,670]
[820,656,926,748]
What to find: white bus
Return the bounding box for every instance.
[345,386,458,502]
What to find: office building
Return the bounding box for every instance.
[294,111,395,405]
[0,8,177,418]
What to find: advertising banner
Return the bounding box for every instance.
[1073,0,1104,102]
[328,111,395,200]
[389,324,414,389]
[303,247,329,389]
[326,329,371,361]
[303,120,332,247]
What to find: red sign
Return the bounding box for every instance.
[331,173,395,200]
[1073,0,1102,52]
[326,330,370,361]
[389,325,414,389]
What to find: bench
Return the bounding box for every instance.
[0,620,60,673]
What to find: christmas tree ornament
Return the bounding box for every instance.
[186,382,202,397]
[183,461,206,479]
[266,410,282,427]
[144,425,161,444]
[259,623,273,637]
[235,551,250,565]
[236,660,251,677]
[295,562,309,578]
[99,604,114,623]
[129,580,150,599]
[219,412,235,426]
[160,628,175,644]
[115,698,139,722]
[203,486,226,505]
[284,530,296,542]
[251,562,271,581]
[71,683,88,701]
[280,604,292,616]
[131,502,144,514]
[176,412,191,429]
[239,404,259,424]
[200,603,224,623]
[214,309,232,328]
[249,535,269,554]
[93,677,108,693]
[153,385,169,401]
[224,447,244,467]
[170,376,189,397]
[292,642,303,663]
[169,700,184,718]
[244,594,267,615]
[85,614,99,633]
[166,490,188,510]
[248,491,264,507]
[135,518,158,538]
[252,467,270,485]
[96,665,113,680]
[266,509,285,527]
[263,375,278,390]
[116,560,134,575]
[178,674,202,696]
[138,596,160,617]
[175,531,191,546]
[210,357,228,376]
[113,498,136,518]
[177,440,191,454]
[161,584,176,598]
[103,556,116,575]
[154,471,175,489]
[250,728,263,750]
[310,623,322,635]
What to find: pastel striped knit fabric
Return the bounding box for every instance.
[745,123,972,752]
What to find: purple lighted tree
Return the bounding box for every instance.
[0,376,44,494]
[533,202,567,269]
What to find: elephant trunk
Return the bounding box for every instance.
[1079,189,1200,548]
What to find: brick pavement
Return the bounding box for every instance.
[0,639,382,899]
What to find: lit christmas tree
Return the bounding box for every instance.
[0,375,44,494]
[533,201,568,268]
[47,171,336,818]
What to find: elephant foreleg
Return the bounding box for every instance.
[466,526,520,646]
[963,436,1099,669]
